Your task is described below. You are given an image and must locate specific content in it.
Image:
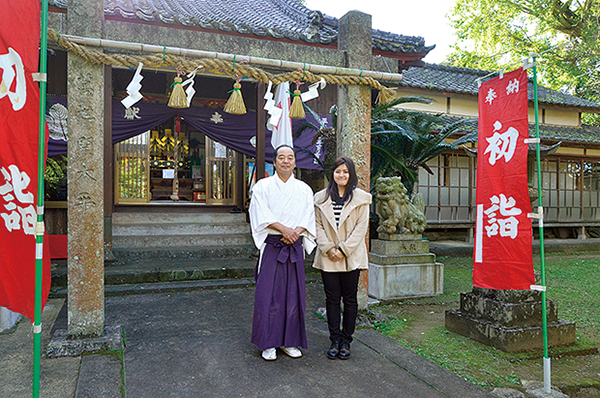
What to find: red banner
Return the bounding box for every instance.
[0,0,50,321]
[473,68,534,290]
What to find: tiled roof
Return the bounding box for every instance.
[401,63,600,111]
[535,123,600,145]
[50,0,433,55]
[440,115,600,145]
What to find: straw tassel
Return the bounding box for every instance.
[289,89,305,119]
[168,76,189,109]
[224,82,247,115]
[376,87,397,106]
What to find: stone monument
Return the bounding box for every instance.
[369,177,443,299]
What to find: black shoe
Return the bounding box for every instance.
[338,342,350,360]
[326,341,340,359]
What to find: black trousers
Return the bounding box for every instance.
[320,269,360,344]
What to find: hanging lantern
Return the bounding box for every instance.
[223,77,247,115]
[168,76,189,109]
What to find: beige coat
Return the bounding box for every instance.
[312,188,372,272]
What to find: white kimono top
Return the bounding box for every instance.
[249,173,316,255]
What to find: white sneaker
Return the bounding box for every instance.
[281,346,302,358]
[261,348,277,361]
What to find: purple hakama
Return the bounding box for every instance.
[251,235,307,351]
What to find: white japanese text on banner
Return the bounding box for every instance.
[473,68,535,290]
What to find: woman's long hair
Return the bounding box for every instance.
[325,156,358,204]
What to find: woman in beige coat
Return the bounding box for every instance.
[313,157,371,360]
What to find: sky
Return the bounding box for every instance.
[303,0,458,64]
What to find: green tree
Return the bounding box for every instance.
[447,0,600,123]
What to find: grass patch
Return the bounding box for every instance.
[370,253,600,392]
[403,326,523,390]
[372,317,413,338]
[543,257,600,337]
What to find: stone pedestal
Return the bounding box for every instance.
[0,307,21,332]
[445,286,576,352]
[369,235,443,299]
[47,326,124,358]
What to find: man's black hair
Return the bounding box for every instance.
[274,144,296,159]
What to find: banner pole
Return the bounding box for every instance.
[33,0,49,397]
[531,55,551,394]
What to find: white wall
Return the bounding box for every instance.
[544,108,580,126]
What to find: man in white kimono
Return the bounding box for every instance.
[249,145,316,361]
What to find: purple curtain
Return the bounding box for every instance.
[46,96,328,170]
[112,101,176,145]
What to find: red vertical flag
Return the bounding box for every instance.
[473,68,535,290]
[0,0,51,320]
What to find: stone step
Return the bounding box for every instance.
[112,233,254,249]
[112,211,246,225]
[112,222,250,237]
[50,253,319,290]
[49,278,257,298]
[111,245,258,264]
[51,257,258,288]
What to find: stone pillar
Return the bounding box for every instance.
[67,0,105,338]
[337,11,372,309]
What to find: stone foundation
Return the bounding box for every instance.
[445,287,576,352]
[369,235,443,299]
[46,325,124,358]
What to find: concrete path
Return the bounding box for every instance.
[2,282,495,397]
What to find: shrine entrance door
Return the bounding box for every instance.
[205,136,236,205]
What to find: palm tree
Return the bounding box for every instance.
[370,97,476,196]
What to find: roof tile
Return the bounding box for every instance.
[51,0,433,55]
[440,114,600,145]
[401,63,600,110]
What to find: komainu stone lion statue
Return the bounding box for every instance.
[374,176,427,235]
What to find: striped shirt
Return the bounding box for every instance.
[332,198,345,228]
